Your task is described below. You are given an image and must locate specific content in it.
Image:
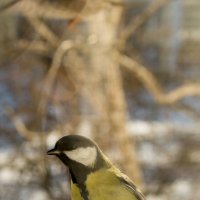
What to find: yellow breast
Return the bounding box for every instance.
[71,168,138,200]
[71,183,84,200]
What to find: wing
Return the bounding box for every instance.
[117,173,145,200]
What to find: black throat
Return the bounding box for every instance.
[57,150,109,200]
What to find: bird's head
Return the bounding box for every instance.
[47,135,109,169]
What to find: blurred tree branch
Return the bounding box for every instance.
[24,14,61,48]
[17,39,51,55]
[4,0,109,19]
[83,4,143,186]
[120,0,169,45]
[39,40,74,116]
[4,107,37,141]
[0,0,20,12]
[4,0,80,19]
[119,54,200,104]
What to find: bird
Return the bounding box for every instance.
[47,134,145,200]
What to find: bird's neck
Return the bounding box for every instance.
[69,162,91,184]
[58,150,112,184]
[67,151,111,185]
[69,152,111,200]
[58,151,112,200]
[69,151,111,185]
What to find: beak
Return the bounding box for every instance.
[47,148,59,155]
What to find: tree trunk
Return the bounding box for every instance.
[83,3,143,186]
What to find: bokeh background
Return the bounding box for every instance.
[0,0,200,199]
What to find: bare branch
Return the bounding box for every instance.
[5,0,78,19]
[118,54,200,104]
[24,13,60,47]
[5,0,110,20]
[165,84,200,103]
[39,40,74,115]
[4,107,36,141]
[0,0,20,12]
[16,39,51,54]
[120,0,169,42]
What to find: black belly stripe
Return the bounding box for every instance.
[69,169,89,200]
[79,183,89,200]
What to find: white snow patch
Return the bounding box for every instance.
[147,194,167,200]
[19,188,49,200]
[0,168,20,184]
[169,180,192,200]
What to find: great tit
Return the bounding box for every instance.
[47,135,145,200]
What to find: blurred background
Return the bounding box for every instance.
[0,0,200,199]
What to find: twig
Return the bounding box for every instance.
[24,13,60,47]
[118,54,200,104]
[6,0,77,19]
[0,0,20,12]
[39,40,74,115]
[120,0,169,42]
[4,107,36,141]
[17,39,51,54]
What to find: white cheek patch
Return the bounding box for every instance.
[64,147,97,167]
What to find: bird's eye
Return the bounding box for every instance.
[72,145,77,150]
